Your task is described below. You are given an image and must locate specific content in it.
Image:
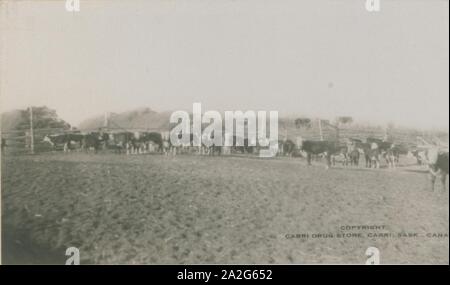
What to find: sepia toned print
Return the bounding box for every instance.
[0,0,448,265]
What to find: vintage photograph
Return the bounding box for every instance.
[0,0,448,265]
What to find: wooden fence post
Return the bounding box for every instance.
[29,106,34,154]
[318,119,323,141]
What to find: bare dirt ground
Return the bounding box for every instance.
[1,153,448,264]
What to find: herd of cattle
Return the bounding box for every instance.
[0,129,448,191]
[39,131,428,167]
[41,131,268,156]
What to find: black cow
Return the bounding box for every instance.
[89,132,110,150]
[357,138,393,168]
[108,132,134,153]
[141,132,163,150]
[278,139,296,156]
[411,149,426,165]
[125,132,166,154]
[352,142,371,167]
[231,136,254,154]
[188,133,203,154]
[43,133,84,152]
[337,141,361,167]
[201,132,222,156]
[347,148,360,166]
[331,147,349,166]
[365,145,382,168]
[126,133,146,154]
[300,140,344,168]
[344,139,363,166]
[82,133,104,153]
[161,138,172,155]
[108,132,147,154]
[366,138,393,151]
[428,150,448,192]
[383,144,407,168]
[164,131,197,155]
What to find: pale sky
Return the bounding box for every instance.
[1,0,448,130]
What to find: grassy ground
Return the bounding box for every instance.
[1,153,448,264]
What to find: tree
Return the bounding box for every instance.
[335,116,353,125]
[15,106,71,130]
[294,118,311,129]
